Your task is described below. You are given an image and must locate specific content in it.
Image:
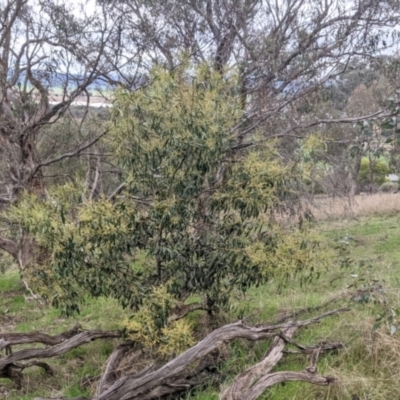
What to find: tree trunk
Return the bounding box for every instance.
[349,156,362,196]
[0,128,46,272]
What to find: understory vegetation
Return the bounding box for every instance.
[2,205,400,399]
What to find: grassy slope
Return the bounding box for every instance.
[0,274,130,399]
[188,214,400,400]
[1,213,400,399]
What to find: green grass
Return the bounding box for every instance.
[2,214,400,399]
[0,271,129,399]
[187,214,400,400]
[0,270,20,292]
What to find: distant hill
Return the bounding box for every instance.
[7,70,144,92]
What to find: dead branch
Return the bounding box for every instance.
[92,308,348,400]
[96,342,135,395]
[34,398,89,400]
[269,291,348,324]
[0,323,82,347]
[108,183,126,200]
[36,131,108,170]
[0,330,121,368]
[0,328,121,388]
[168,302,211,323]
[221,326,298,400]
[21,278,41,302]
[1,361,53,389]
[227,365,335,400]
[100,349,222,400]
[0,339,11,353]
[0,236,18,259]
[222,330,341,400]
[7,308,347,399]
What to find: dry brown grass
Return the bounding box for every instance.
[309,193,400,221]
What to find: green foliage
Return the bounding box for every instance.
[7,64,326,345]
[296,133,328,195]
[9,183,143,314]
[124,285,195,357]
[0,250,14,274]
[358,158,390,186]
[379,181,399,193]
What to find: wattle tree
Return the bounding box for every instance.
[9,65,323,343]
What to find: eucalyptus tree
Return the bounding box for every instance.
[296,64,397,197]
[0,0,135,269]
[109,0,400,137]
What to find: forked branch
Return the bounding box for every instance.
[3,308,347,400]
[92,308,348,400]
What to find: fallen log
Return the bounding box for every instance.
[0,323,82,348]
[95,343,136,395]
[221,326,298,400]
[221,329,341,400]
[5,307,348,400]
[0,328,121,388]
[0,330,121,367]
[0,360,53,389]
[91,307,347,400]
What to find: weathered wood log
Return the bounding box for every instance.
[96,342,223,398]
[0,329,121,369]
[1,360,53,389]
[92,308,348,400]
[96,343,135,395]
[221,330,341,400]
[0,323,82,348]
[124,353,222,400]
[12,308,348,400]
[0,338,11,353]
[226,361,335,400]
[221,326,298,400]
[0,328,121,388]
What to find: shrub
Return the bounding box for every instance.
[358,158,390,186]
[379,182,399,193]
[8,65,327,350]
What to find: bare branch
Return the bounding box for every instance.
[0,236,18,259]
[168,303,211,323]
[108,183,126,200]
[0,329,121,371]
[37,131,107,170]
[96,343,134,395]
[28,308,348,400]
[0,324,82,347]
[93,308,348,400]
[232,109,390,152]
